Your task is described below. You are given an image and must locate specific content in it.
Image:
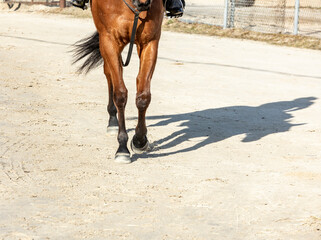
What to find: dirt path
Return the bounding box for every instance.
[0,12,321,240]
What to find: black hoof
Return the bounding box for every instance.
[115,145,131,163]
[114,152,131,164]
[131,135,150,154]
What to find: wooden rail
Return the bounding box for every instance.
[5,0,66,8]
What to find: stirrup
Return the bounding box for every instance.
[164,0,184,18]
[166,10,183,18]
[70,0,88,10]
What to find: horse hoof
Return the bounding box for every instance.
[107,126,118,135]
[131,139,150,154]
[114,153,131,164]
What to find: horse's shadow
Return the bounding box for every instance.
[129,97,316,160]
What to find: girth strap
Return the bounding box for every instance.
[121,0,141,67]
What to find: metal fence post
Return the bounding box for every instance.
[223,0,229,29]
[229,0,236,28]
[293,0,300,35]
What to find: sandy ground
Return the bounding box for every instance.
[0,11,321,240]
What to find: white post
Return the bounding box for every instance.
[293,0,300,35]
[223,0,229,29]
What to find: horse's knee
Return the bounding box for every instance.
[114,88,128,109]
[136,91,151,111]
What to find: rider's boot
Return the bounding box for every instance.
[165,0,185,18]
[71,0,89,10]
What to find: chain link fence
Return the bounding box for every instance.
[2,0,321,38]
[183,0,321,38]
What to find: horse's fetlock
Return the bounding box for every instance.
[107,103,117,116]
[118,131,128,144]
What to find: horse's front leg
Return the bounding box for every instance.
[131,40,159,154]
[100,36,130,163]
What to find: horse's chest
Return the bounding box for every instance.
[113,18,158,45]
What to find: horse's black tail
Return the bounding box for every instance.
[72,31,103,74]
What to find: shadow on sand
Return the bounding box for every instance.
[130,97,316,160]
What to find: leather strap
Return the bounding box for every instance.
[122,0,141,67]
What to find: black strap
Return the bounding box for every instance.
[122,0,141,67]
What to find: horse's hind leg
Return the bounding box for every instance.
[105,66,118,134]
[131,40,159,154]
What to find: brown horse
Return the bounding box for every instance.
[73,0,164,163]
